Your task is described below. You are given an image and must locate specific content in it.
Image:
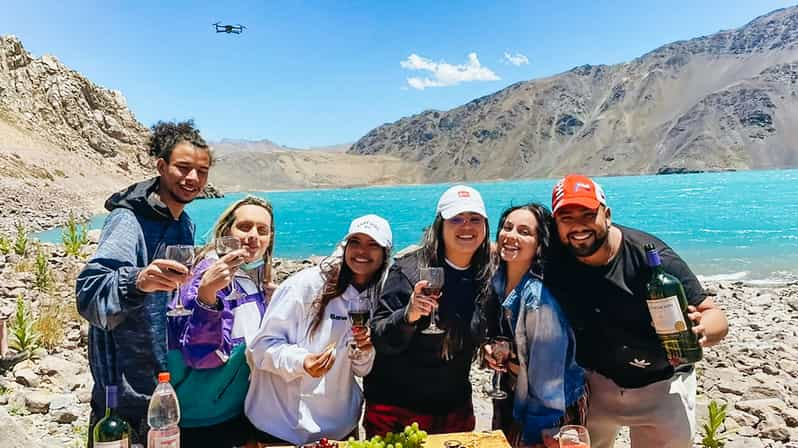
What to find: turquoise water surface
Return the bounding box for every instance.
[37,169,798,282]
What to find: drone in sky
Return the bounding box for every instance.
[213,22,246,34]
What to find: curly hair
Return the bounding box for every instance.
[148,119,211,164]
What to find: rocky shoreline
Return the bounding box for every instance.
[0,240,796,447]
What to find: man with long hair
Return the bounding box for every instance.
[76,120,212,446]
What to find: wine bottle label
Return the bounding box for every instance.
[646,296,687,335]
[96,440,129,448]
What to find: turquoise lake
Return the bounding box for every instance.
[37,169,798,283]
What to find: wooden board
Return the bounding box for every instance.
[423,431,511,448]
[261,430,511,448]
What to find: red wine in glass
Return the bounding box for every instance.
[348,310,369,328]
[421,286,441,296]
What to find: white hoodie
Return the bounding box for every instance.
[245,266,375,444]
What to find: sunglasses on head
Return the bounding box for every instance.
[446,215,485,226]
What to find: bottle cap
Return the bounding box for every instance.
[158,372,171,383]
[105,384,118,409]
[644,243,661,267]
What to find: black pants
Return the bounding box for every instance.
[181,413,256,448]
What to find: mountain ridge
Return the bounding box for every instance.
[349,6,798,180]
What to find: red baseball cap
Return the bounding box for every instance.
[551,174,607,215]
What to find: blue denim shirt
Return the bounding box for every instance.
[492,268,586,444]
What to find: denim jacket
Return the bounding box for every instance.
[491,268,586,444]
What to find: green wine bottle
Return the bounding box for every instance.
[93,385,131,447]
[644,243,703,365]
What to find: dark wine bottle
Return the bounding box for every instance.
[93,385,131,447]
[644,244,703,365]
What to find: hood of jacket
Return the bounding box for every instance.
[104,177,174,221]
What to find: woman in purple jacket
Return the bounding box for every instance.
[167,195,275,448]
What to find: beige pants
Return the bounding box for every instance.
[585,370,696,448]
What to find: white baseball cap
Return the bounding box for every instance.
[344,214,393,249]
[436,185,487,220]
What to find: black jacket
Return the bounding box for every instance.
[364,248,483,414]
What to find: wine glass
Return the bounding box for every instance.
[419,266,445,335]
[165,244,195,317]
[486,336,512,399]
[347,292,371,360]
[558,425,590,448]
[216,236,244,301]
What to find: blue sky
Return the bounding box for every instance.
[2,1,796,147]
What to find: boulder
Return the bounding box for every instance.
[38,355,81,377]
[0,407,36,448]
[25,390,55,414]
[15,368,40,387]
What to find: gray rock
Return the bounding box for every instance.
[736,398,787,418]
[77,389,92,404]
[726,437,765,448]
[48,394,76,411]
[25,390,54,414]
[38,356,82,377]
[87,229,101,244]
[49,408,79,424]
[15,368,41,387]
[779,359,798,375]
[784,407,798,427]
[728,409,760,427]
[0,406,37,448]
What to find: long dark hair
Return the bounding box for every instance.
[420,213,492,294]
[420,213,492,360]
[495,203,552,276]
[307,242,391,337]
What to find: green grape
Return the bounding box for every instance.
[411,422,419,431]
[418,430,427,439]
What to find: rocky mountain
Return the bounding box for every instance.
[209,149,422,191]
[211,138,352,155]
[350,7,798,180]
[211,138,286,155]
[0,35,153,232]
[0,35,149,173]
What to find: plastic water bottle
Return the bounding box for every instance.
[147,372,180,448]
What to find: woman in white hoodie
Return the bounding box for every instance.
[245,215,393,445]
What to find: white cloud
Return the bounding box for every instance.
[400,52,500,90]
[503,51,529,66]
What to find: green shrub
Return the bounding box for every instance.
[33,247,53,291]
[9,293,39,353]
[13,222,28,256]
[701,400,729,448]
[0,233,10,254]
[62,213,89,257]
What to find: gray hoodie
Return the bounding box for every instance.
[76,177,194,438]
